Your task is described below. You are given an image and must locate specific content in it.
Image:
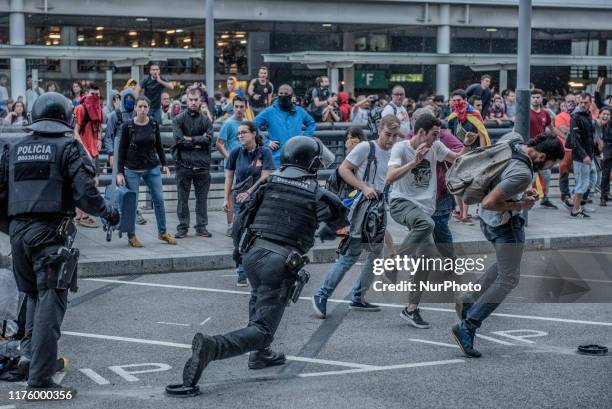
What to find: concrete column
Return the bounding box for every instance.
[499,69,508,91]
[9,0,26,101]
[60,26,77,77]
[436,3,451,98]
[515,0,532,143]
[105,70,113,109]
[205,0,215,95]
[342,32,355,95]
[130,65,140,83]
[329,67,339,94]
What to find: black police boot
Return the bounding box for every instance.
[248,347,287,370]
[182,333,217,387]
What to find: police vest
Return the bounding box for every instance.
[250,175,319,254]
[8,135,73,216]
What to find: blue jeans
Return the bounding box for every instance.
[573,160,594,195]
[463,216,525,331]
[315,237,383,304]
[124,167,167,235]
[234,202,245,279]
[432,212,455,259]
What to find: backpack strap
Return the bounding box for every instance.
[509,142,534,177]
[363,141,378,186]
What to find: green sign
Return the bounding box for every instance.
[355,70,388,89]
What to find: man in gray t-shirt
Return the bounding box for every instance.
[453,133,565,358]
[312,115,400,318]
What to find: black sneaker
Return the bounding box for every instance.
[136,211,147,225]
[600,199,607,207]
[563,198,573,209]
[196,229,212,238]
[400,307,430,329]
[570,209,591,218]
[451,323,482,358]
[236,276,248,287]
[174,231,188,239]
[540,198,558,209]
[311,295,327,318]
[182,333,217,387]
[248,347,286,370]
[349,301,381,312]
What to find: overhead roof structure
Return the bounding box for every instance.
[263,51,612,69]
[0,45,203,61]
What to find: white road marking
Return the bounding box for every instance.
[299,359,465,378]
[80,368,111,385]
[491,329,548,344]
[558,249,612,256]
[83,278,612,327]
[156,321,190,327]
[109,363,172,382]
[520,274,612,284]
[476,334,514,346]
[220,274,237,277]
[408,338,459,348]
[200,317,212,326]
[63,330,373,369]
[0,405,17,409]
[52,372,66,385]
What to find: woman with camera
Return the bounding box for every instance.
[223,121,275,286]
[116,96,177,248]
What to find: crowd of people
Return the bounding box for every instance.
[2,59,612,397]
[6,64,611,238]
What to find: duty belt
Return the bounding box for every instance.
[252,238,295,259]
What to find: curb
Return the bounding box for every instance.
[77,233,612,278]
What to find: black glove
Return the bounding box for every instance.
[104,206,120,226]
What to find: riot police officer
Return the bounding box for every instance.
[173,136,347,396]
[0,92,119,396]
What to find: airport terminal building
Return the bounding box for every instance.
[1,0,612,99]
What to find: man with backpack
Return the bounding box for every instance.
[312,115,400,318]
[382,85,411,136]
[103,88,137,168]
[308,76,331,122]
[453,132,565,357]
[386,113,478,329]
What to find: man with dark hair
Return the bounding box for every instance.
[465,74,493,116]
[309,76,331,122]
[254,84,316,167]
[248,66,274,116]
[386,113,477,328]
[468,95,483,113]
[172,86,214,238]
[140,63,174,124]
[217,95,247,241]
[568,93,596,218]
[454,132,564,357]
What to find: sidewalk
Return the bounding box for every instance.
[76,198,612,277]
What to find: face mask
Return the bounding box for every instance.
[278,95,293,111]
[124,98,135,112]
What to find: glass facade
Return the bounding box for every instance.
[0,12,609,98]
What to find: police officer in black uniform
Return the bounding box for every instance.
[177,136,347,392]
[0,92,119,395]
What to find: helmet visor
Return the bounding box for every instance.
[313,137,336,169]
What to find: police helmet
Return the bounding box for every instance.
[279,136,335,176]
[26,92,74,134]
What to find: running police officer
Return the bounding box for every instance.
[0,92,119,396]
[170,136,347,397]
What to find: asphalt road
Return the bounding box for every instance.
[1,247,612,409]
